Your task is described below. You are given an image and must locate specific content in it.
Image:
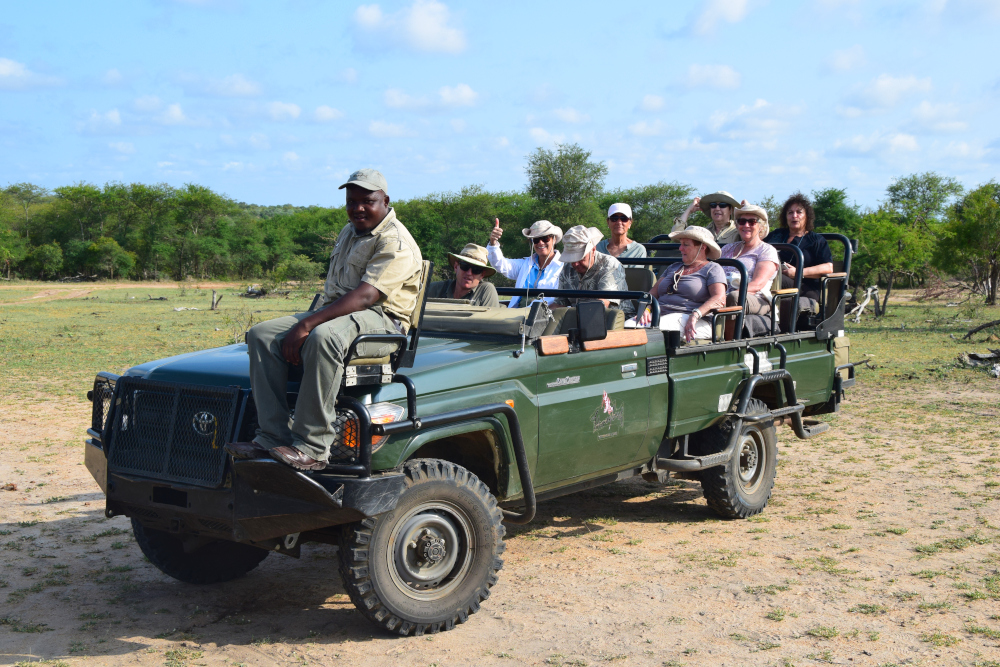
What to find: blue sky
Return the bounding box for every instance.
[2,0,998,208]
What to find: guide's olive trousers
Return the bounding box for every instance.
[246,308,398,461]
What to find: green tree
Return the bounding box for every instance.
[86,237,135,279]
[525,143,607,228]
[598,181,695,243]
[886,172,963,230]
[4,182,49,243]
[812,188,862,233]
[53,183,106,241]
[28,242,64,278]
[856,208,934,315]
[935,182,1000,305]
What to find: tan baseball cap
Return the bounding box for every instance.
[338,168,388,194]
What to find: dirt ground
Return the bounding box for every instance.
[2,378,998,667]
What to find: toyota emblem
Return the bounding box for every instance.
[192,411,217,436]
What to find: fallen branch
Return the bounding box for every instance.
[963,319,1000,340]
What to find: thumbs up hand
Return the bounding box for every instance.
[488,217,503,246]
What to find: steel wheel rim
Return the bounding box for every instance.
[736,428,765,494]
[387,501,473,601]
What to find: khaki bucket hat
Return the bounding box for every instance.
[521,220,564,243]
[561,225,604,263]
[698,191,740,216]
[668,226,722,260]
[446,243,496,278]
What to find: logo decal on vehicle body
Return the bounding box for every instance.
[547,375,581,388]
[591,390,624,438]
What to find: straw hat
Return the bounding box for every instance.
[447,243,495,278]
[698,191,740,216]
[734,204,770,238]
[521,220,564,243]
[561,226,604,263]
[668,226,722,260]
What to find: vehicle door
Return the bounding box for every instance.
[534,338,650,487]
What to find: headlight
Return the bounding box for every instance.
[368,402,406,448]
[333,402,406,460]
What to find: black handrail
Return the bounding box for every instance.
[494,288,662,328]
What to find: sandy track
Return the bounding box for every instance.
[1,383,998,666]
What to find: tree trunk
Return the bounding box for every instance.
[211,291,223,310]
[988,263,999,306]
[880,270,895,316]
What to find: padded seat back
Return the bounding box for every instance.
[543,306,625,336]
[624,267,655,293]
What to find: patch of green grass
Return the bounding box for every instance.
[849,603,887,615]
[584,516,618,526]
[884,527,908,535]
[917,600,952,611]
[164,648,204,667]
[0,616,50,633]
[920,631,960,647]
[765,608,786,621]
[745,583,790,595]
[912,569,944,579]
[806,625,839,639]
[965,623,1000,639]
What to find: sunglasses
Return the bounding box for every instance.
[457,261,485,275]
[708,202,730,209]
[737,218,758,226]
[532,235,554,244]
[608,215,630,223]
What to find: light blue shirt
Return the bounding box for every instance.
[486,245,564,308]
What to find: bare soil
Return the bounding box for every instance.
[1,380,999,667]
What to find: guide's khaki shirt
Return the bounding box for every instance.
[322,208,423,330]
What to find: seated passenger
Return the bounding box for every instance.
[763,193,833,302]
[596,203,647,259]
[720,205,779,316]
[637,227,726,341]
[553,225,634,317]
[426,243,499,307]
[487,218,563,308]
[671,191,751,246]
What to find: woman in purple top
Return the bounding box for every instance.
[636,227,726,341]
[720,204,779,316]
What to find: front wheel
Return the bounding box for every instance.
[697,398,778,519]
[338,459,506,636]
[131,518,269,584]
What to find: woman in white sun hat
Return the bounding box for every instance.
[671,190,761,246]
[596,203,647,259]
[487,217,564,308]
[636,226,727,341]
[719,204,779,316]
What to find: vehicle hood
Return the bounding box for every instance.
[123,335,528,397]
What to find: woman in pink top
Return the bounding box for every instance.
[719,205,779,316]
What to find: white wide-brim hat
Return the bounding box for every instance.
[668,226,722,260]
[734,204,770,238]
[698,191,740,216]
[521,220,563,243]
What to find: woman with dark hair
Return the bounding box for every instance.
[764,192,833,301]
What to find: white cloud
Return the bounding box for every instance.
[553,107,589,124]
[493,136,510,149]
[353,0,466,54]
[178,72,262,97]
[385,88,429,109]
[639,94,665,112]
[160,103,188,125]
[826,45,865,72]
[134,95,162,112]
[852,74,932,109]
[940,141,987,159]
[369,120,412,137]
[108,141,135,154]
[157,161,174,168]
[314,105,344,122]
[439,83,477,107]
[339,67,358,83]
[693,0,749,35]
[628,120,664,137]
[528,127,565,145]
[450,119,466,132]
[702,98,801,144]
[283,151,300,162]
[833,131,919,156]
[223,161,244,171]
[0,57,63,90]
[911,100,967,132]
[267,101,301,121]
[684,64,741,90]
[101,68,124,86]
[249,133,270,149]
[81,109,122,133]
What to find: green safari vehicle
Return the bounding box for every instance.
[83,236,856,635]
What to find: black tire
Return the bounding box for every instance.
[131,518,269,584]
[338,459,506,636]
[696,398,778,519]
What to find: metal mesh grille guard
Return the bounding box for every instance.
[107,377,241,488]
[91,375,117,435]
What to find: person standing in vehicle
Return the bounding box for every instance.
[426,243,500,307]
[596,203,647,259]
[226,169,422,471]
[552,225,632,316]
[671,191,746,246]
[487,218,564,308]
[719,205,779,316]
[764,193,833,302]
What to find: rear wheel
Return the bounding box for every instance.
[131,518,269,584]
[338,459,505,636]
[696,398,778,519]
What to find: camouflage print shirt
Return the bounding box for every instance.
[553,251,634,317]
[321,208,424,331]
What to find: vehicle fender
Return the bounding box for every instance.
[393,417,510,466]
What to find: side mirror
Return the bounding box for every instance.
[577,301,608,342]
